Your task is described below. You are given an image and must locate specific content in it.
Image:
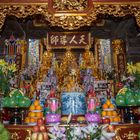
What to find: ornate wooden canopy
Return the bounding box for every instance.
[0,0,140,30]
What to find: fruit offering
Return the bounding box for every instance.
[31,118,48,140]
[102,99,115,110]
[116,87,140,106]
[101,99,121,124]
[25,99,44,124]
[61,116,68,124]
[115,94,125,106]
[77,116,86,123]
[3,89,31,107]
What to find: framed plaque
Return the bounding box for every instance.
[47,32,91,49]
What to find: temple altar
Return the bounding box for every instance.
[5,124,140,140]
[0,0,140,140]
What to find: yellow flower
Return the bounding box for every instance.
[127,62,137,74]
[135,62,140,68]
[8,64,16,72]
[135,62,140,73]
[2,66,7,73]
[118,87,128,94]
[0,59,7,67]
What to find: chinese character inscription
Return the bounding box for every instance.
[48,32,90,49]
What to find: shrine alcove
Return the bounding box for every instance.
[0,14,140,63]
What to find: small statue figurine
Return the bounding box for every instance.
[83,48,94,68]
[51,54,59,72]
[48,89,56,99]
[82,48,98,78]
[83,68,95,93]
[44,67,58,90]
[87,89,101,113]
[62,68,82,92]
[87,88,96,99]
[79,53,86,69]
[39,49,53,79]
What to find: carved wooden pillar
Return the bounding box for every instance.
[19,40,27,69]
[94,39,102,79]
[112,39,126,81]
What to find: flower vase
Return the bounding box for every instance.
[9,107,22,124]
[124,106,138,123]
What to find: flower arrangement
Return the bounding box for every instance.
[123,62,140,88]
[103,65,115,80]
[0,59,16,95]
[48,124,66,140]
[20,64,39,81]
[127,62,140,74]
[48,123,115,140]
[116,62,140,107]
[48,114,115,140]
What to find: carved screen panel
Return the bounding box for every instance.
[48,0,92,13]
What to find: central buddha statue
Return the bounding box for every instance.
[60,48,86,115]
[58,48,79,89]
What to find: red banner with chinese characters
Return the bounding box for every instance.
[47,32,90,49]
[117,53,125,79]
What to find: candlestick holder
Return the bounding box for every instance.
[4,107,28,125]
[117,105,139,124]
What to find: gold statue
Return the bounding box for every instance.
[82,48,98,78]
[59,48,80,90]
[62,68,82,92]
[20,40,27,68]
[59,48,78,76]
[16,39,27,69]
[83,48,94,67]
[39,48,53,81]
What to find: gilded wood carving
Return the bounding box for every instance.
[7,127,32,140]
[115,125,140,140]
[51,0,88,11]
[0,1,140,30]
